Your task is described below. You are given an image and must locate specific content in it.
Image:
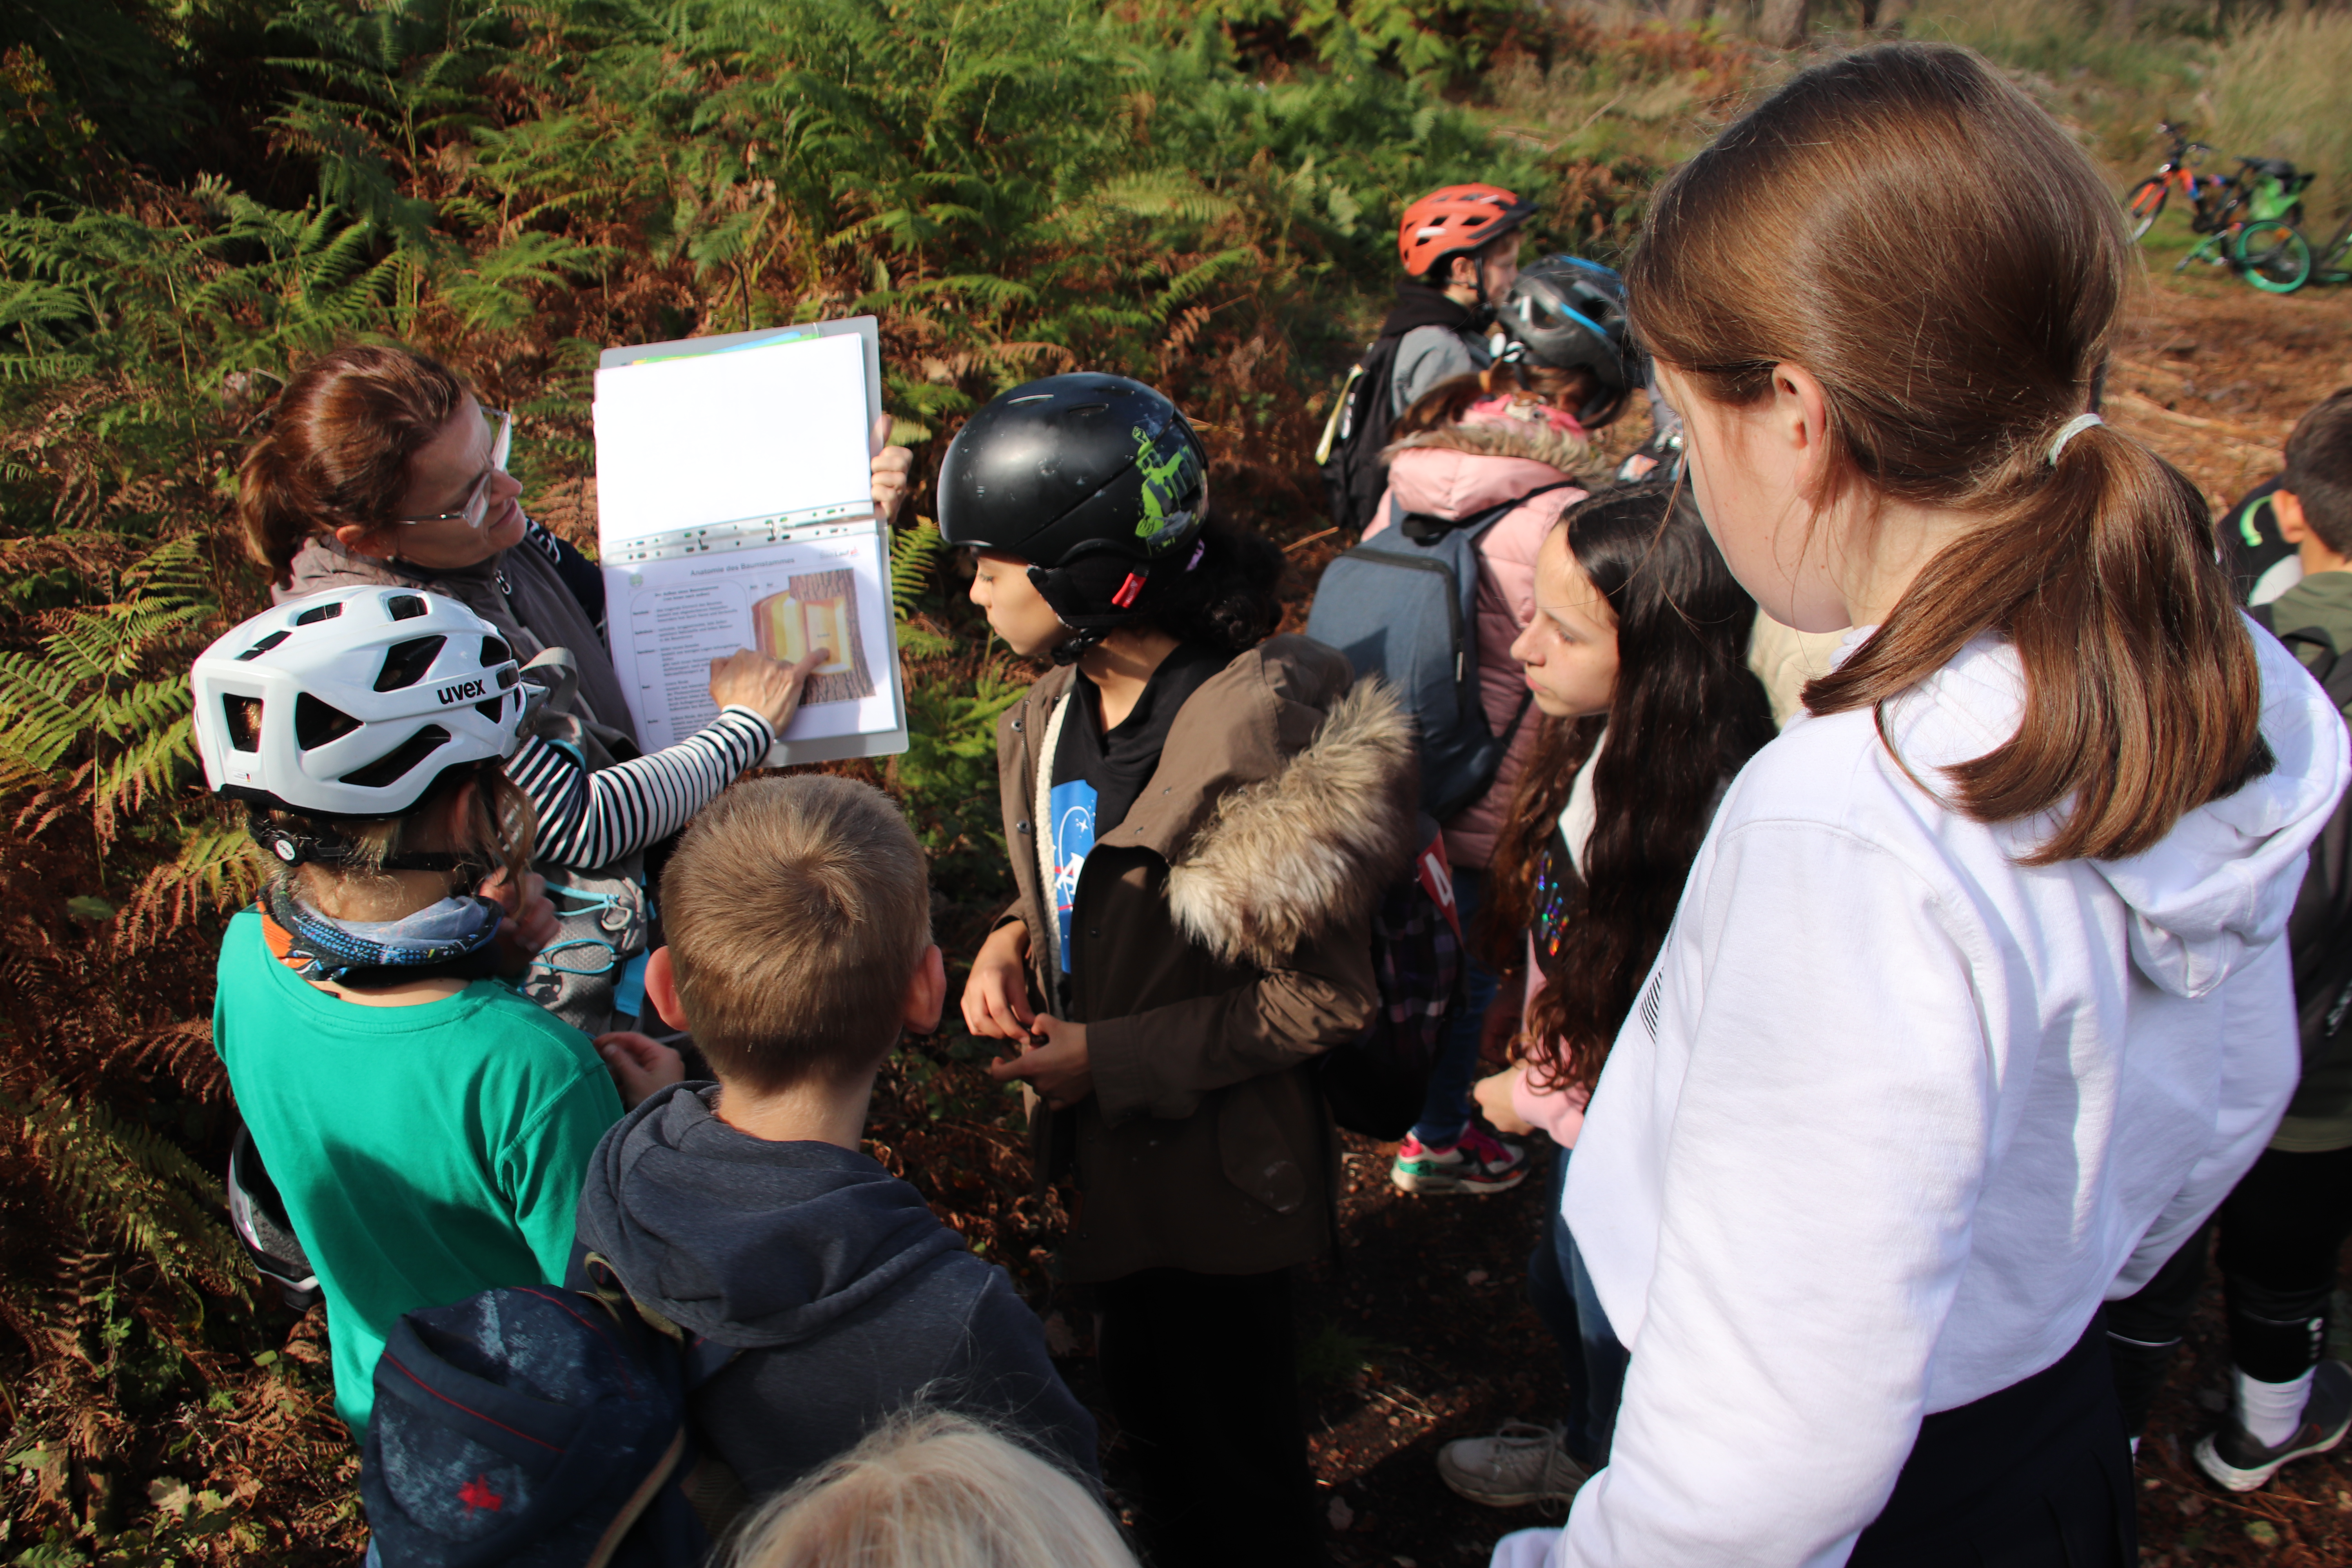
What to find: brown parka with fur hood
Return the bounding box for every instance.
[993,635,1417,1282]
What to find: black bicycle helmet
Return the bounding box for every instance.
[1495,255,1637,428]
[936,374,1209,661]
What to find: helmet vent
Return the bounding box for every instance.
[293,601,343,627]
[475,697,506,724]
[294,693,362,751]
[1008,394,1053,405]
[480,635,511,667]
[387,594,429,621]
[236,630,290,662]
[374,635,447,692]
[1067,403,1109,416]
[222,695,263,752]
[339,725,450,789]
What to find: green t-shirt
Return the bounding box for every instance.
[211,910,622,1435]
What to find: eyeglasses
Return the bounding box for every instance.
[390,409,512,530]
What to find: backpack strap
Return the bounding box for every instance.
[584,1426,691,1568]
[2250,603,2352,713]
[1035,691,1074,968]
[1399,480,1581,546]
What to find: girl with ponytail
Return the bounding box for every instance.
[1488,43,2352,1568]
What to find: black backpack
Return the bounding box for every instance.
[1316,811,1464,1140]
[2249,605,2352,1071]
[1304,485,1572,819]
[1317,336,1407,535]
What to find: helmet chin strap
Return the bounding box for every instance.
[1049,628,1107,668]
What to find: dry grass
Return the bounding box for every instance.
[2206,6,2352,230]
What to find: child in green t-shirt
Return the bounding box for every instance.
[193,585,664,1436]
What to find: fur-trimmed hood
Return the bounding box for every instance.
[990,632,1408,1281]
[1164,675,1415,970]
[1381,415,1587,526]
[1002,635,1418,972]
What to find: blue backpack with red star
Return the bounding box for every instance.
[361,1254,737,1567]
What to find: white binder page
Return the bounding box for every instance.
[593,330,872,554]
[592,320,907,767]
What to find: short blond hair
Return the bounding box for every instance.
[728,1411,1135,1568]
[659,775,931,1093]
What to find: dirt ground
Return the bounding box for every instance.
[1061,259,2352,1568]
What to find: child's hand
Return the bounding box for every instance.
[962,921,1036,1040]
[479,868,559,973]
[1474,1065,1535,1136]
[595,1031,687,1110]
[987,1014,1092,1110]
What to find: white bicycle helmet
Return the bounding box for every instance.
[192,586,526,837]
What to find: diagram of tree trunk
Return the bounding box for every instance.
[753,568,876,704]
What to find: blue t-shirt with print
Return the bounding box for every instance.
[1047,778,1096,973]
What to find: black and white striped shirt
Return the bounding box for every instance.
[505,706,775,870]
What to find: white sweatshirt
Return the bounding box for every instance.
[1525,625,2348,1568]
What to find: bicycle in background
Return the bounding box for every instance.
[2124,122,2219,241]
[2297,211,2352,288]
[2123,124,2313,293]
[2174,157,2315,294]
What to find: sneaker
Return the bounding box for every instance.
[2192,1359,2352,1492]
[1390,1124,1528,1194]
[1437,1421,1590,1508]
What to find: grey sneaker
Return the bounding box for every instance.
[1436,1420,1591,1508]
[2193,1359,2352,1492]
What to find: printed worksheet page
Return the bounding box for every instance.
[592,321,907,764]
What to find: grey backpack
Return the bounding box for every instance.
[1304,484,1572,818]
[514,649,652,1038]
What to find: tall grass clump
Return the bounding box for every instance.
[1905,0,2209,168]
[2206,5,2352,227]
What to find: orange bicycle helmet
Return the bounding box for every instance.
[1398,183,1537,279]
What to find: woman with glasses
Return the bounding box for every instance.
[238,343,914,1030]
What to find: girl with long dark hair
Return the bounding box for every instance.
[1434,485,1774,1509]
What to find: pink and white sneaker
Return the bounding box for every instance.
[1390,1123,1528,1194]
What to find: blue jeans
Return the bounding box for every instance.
[1526,1148,1631,1467]
[1411,866,1498,1147]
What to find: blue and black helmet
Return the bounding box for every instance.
[1496,256,1637,428]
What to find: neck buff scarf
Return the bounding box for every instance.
[263,877,506,987]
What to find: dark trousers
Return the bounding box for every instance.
[1410,867,1498,1146]
[1525,1148,1629,1466]
[2107,1143,2352,1435]
[1096,1267,1323,1568]
[1850,1314,2135,1568]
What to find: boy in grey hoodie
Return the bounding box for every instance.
[577,775,1097,1501]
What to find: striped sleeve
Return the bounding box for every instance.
[505,706,775,870]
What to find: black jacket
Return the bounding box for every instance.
[574,1084,1098,1498]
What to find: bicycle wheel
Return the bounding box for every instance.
[2125,178,2168,242]
[2234,220,2312,294]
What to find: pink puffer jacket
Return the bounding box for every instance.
[1367,406,1588,870]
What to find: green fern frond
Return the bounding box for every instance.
[2,1087,250,1294]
